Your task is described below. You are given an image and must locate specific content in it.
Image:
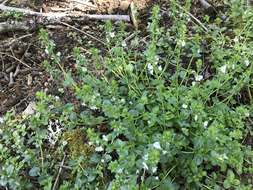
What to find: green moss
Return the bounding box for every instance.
[62,129,95,158]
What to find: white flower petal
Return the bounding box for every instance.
[142,162,149,170]
[153,142,162,150]
[220,65,227,74]
[244,60,250,67]
[182,104,188,109]
[203,121,208,128]
[147,63,154,75]
[95,146,104,152]
[152,166,157,173]
[195,75,203,82]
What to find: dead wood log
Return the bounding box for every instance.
[0,3,139,33]
[0,4,130,21]
[0,21,35,33]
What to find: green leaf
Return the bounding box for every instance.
[29,167,40,177]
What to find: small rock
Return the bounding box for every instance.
[22,102,36,116]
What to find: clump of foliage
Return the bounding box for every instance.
[1,0,253,189]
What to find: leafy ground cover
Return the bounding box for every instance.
[0,0,253,189]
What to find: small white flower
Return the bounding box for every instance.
[218,153,228,161]
[194,115,198,121]
[55,96,60,101]
[0,117,4,124]
[58,88,64,93]
[180,40,186,47]
[220,65,227,74]
[192,81,196,86]
[109,32,115,38]
[233,37,239,43]
[147,63,154,75]
[195,75,203,82]
[153,142,162,150]
[62,140,68,146]
[101,159,105,163]
[143,154,149,161]
[56,52,61,57]
[162,150,168,155]
[155,176,159,180]
[245,112,250,117]
[203,121,208,128]
[88,141,93,145]
[45,48,49,54]
[117,168,123,173]
[244,60,250,67]
[158,65,162,71]
[81,67,87,72]
[155,55,159,64]
[90,105,97,110]
[152,166,157,173]
[122,41,127,47]
[182,104,188,109]
[197,49,201,54]
[95,146,104,152]
[142,162,149,170]
[102,135,108,142]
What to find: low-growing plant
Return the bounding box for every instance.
[0,1,253,189]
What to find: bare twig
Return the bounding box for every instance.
[69,0,97,8]
[9,71,14,85]
[60,21,107,46]
[6,65,15,73]
[0,33,33,49]
[168,4,209,32]
[0,52,31,68]
[52,154,66,190]
[185,10,209,32]
[13,64,20,77]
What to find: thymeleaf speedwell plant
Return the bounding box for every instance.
[0,1,253,190]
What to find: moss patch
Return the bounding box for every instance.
[62,129,95,158]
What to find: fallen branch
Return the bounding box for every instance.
[0,4,131,21]
[0,21,35,33]
[52,154,66,190]
[60,22,107,46]
[0,52,31,68]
